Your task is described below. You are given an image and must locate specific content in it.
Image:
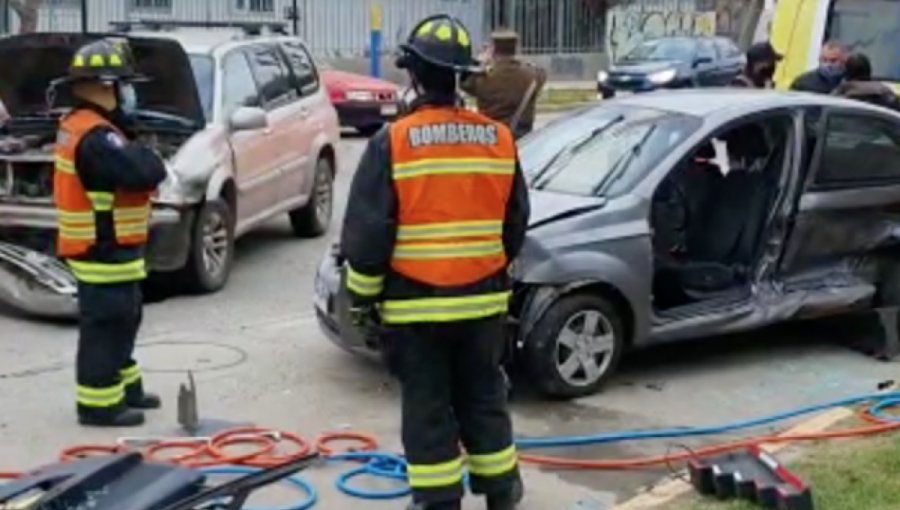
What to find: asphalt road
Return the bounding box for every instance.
[1,121,898,510]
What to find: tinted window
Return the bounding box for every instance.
[815,113,900,186]
[714,38,740,58]
[620,38,697,63]
[697,40,717,60]
[520,106,702,197]
[247,45,297,107]
[222,51,260,118]
[281,41,319,96]
[826,0,900,81]
[189,54,214,122]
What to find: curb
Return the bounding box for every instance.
[607,406,856,510]
[536,101,597,113]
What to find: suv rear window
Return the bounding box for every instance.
[826,0,900,81]
[281,41,319,96]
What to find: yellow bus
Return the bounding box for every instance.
[770,0,900,91]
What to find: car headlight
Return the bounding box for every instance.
[597,70,609,83]
[153,165,187,205]
[345,90,375,102]
[647,69,677,84]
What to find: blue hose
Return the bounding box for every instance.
[515,392,900,449]
[329,452,410,499]
[198,467,318,510]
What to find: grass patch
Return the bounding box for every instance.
[673,435,900,510]
[462,87,598,113]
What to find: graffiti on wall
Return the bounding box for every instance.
[605,0,751,62]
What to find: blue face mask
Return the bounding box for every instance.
[819,63,845,82]
[118,83,137,113]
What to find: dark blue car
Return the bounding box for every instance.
[598,36,746,98]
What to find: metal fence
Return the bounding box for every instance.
[487,0,607,54]
[0,0,487,57]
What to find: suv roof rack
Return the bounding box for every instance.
[109,19,289,36]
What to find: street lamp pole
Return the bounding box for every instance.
[80,0,87,33]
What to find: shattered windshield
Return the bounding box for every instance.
[519,105,701,197]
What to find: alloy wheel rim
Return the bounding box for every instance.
[315,163,333,226]
[201,210,229,279]
[554,309,616,387]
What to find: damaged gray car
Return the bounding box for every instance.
[314,89,900,398]
[0,32,340,318]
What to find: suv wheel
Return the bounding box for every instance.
[183,198,234,294]
[290,157,334,238]
[525,293,625,399]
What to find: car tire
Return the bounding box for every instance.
[358,124,383,137]
[182,198,235,294]
[289,156,334,238]
[525,292,625,399]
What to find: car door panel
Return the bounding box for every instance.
[780,108,900,291]
[279,41,323,206]
[220,49,275,229]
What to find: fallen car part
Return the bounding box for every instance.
[688,446,813,510]
[0,240,77,319]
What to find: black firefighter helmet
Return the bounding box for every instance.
[56,38,147,86]
[396,14,481,74]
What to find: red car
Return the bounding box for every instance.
[320,66,401,136]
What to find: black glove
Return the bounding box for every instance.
[349,303,381,338]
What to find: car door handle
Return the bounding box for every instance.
[299,107,311,119]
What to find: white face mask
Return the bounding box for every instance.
[118,83,137,113]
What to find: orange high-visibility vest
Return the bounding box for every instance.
[388,107,517,287]
[53,108,152,259]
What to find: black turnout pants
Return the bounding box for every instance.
[76,281,145,415]
[384,315,521,505]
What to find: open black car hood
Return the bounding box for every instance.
[0,32,204,125]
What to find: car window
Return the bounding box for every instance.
[826,0,900,81]
[714,38,740,58]
[246,44,298,109]
[520,106,702,197]
[619,38,696,63]
[814,113,900,187]
[221,51,261,119]
[280,41,319,97]
[697,40,717,61]
[189,54,214,122]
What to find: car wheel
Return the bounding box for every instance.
[525,293,625,399]
[183,198,234,294]
[358,124,383,137]
[290,157,334,238]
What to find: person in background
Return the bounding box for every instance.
[731,41,782,88]
[833,53,900,111]
[461,29,546,139]
[790,40,848,93]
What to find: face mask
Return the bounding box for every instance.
[819,63,845,81]
[118,83,137,113]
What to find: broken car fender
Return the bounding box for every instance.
[0,241,77,320]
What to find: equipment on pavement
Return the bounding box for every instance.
[689,446,813,510]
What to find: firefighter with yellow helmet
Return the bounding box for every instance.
[341,14,530,510]
[52,38,166,427]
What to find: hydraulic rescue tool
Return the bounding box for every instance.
[0,451,319,510]
[688,446,813,510]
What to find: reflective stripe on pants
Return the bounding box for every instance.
[76,383,124,408]
[407,457,465,489]
[68,258,147,284]
[467,445,518,477]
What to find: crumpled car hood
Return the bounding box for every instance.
[527,188,606,229]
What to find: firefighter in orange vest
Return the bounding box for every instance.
[52,39,167,427]
[341,15,530,510]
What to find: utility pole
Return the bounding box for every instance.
[291,0,299,35]
[80,0,87,33]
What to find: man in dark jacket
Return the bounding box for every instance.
[731,42,782,88]
[341,14,529,510]
[833,53,900,111]
[461,29,546,139]
[790,40,848,93]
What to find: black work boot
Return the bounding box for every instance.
[486,479,525,510]
[78,406,145,427]
[126,380,162,410]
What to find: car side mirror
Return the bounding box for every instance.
[694,56,713,67]
[229,106,268,132]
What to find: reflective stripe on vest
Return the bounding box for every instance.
[388,108,516,288]
[380,291,510,325]
[67,258,147,285]
[53,109,152,259]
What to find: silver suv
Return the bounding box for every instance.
[0,30,340,316]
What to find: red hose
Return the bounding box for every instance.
[314,432,379,456]
[210,428,310,468]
